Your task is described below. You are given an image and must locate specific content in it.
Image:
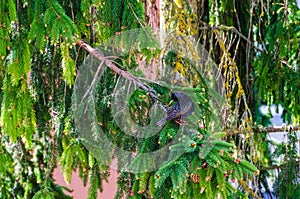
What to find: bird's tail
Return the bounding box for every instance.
[156,118,166,126]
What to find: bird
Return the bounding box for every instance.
[156,92,195,126]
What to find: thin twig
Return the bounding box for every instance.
[80,60,105,104]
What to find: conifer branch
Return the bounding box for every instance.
[76,40,161,104]
[226,126,299,136]
[260,160,300,171]
[258,126,299,133]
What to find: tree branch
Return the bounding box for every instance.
[256,126,299,133]
[260,160,300,171]
[76,40,162,105]
[226,126,299,136]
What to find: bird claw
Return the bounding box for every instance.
[175,119,188,125]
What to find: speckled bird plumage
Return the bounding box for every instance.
[156,92,194,126]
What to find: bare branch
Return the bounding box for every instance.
[226,126,299,136]
[260,160,300,171]
[76,40,161,104]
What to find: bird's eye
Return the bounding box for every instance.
[171,92,178,101]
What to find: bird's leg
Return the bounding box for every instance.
[175,118,188,125]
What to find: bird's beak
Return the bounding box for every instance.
[168,100,174,106]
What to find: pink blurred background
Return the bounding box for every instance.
[54,166,118,199]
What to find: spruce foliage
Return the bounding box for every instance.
[0,0,299,199]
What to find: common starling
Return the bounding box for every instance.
[156,92,195,126]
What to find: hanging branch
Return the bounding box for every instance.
[76,40,161,104]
